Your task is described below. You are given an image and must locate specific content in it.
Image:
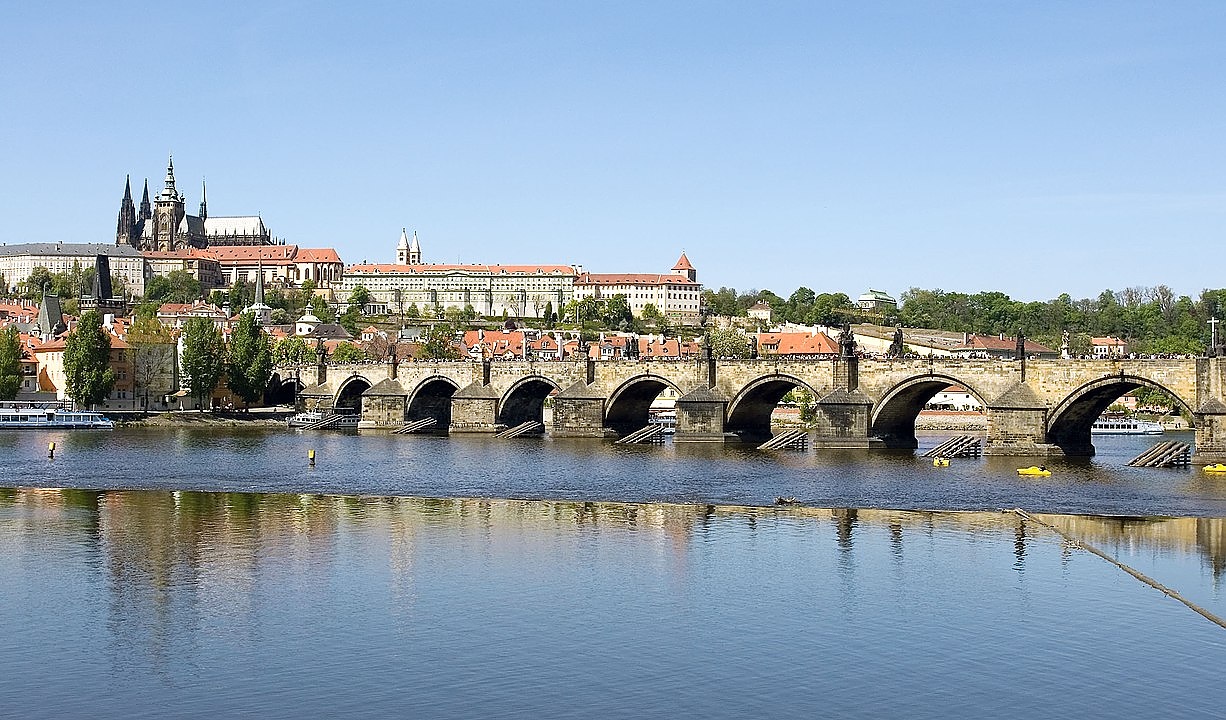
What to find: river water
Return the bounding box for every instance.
[3,428,1226,718]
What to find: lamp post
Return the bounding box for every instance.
[1210,317,1220,357]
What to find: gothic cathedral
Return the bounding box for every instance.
[116,156,273,251]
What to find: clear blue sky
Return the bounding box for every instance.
[2,1,1224,302]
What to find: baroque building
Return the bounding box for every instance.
[340,230,576,317]
[116,156,273,251]
[573,253,703,325]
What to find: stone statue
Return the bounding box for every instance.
[1060,330,1070,360]
[1015,329,1026,360]
[888,325,904,358]
[838,323,857,358]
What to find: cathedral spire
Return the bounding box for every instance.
[139,178,151,219]
[162,154,177,197]
[199,179,208,220]
[409,230,421,264]
[116,175,136,245]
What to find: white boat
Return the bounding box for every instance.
[1091,416,1164,435]
[0,404,114,429]
[649,411,677,434]
[287,410,360,429]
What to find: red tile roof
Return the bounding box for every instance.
[575,273,698,286]
[348,263,576,275]
[296,248,343,264]
[755,332,839,356]
[672,252,694,271]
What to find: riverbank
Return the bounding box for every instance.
[113,408,294,427]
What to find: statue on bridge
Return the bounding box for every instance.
[1015,329,1026,360]
[888,325,904,358]
[838,323,857,358]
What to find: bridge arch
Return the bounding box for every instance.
[335,374,372,412]
[265,372,303,406]
[605,374,683,436]
[499,375,561,429]
[726,374,823,441]
[871,374,991,449]
[407,376,460,429]
[1046,374,1194,454]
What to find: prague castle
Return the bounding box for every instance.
[116,156,273,251]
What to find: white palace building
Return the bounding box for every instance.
[338,231,704,323]
[339,230,577,318]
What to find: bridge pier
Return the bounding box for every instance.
[675,386,729,442]
[984,384,1061,456]
[1193,358,1226,462]
[449,381,502,433]
[357,379,408,430]
[552,381,610,438]
[1193,404,1226,462]
[812,390,874,448]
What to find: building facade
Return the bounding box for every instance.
[340,231,576,317]
[205,245,344,289]
[573,253,703,325]
[0,243,146,297]
[142,249,225,292]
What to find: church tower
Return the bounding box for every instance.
[409,230,421,264]
[199,179,208,220]
[397,228,410,264]
[139,178,152,220]
[152,156,186,251]
[671,252,696,282]
[116,175,137,246]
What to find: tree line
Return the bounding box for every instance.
[49,310,274,411]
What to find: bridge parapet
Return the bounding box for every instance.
[273,356,1226,458]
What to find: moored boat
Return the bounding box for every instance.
[1091,416,1164,435]
[1017,466,1051,476]
[287,410,360,429]
[0,403,114,430]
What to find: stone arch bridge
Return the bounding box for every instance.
[277,355,1226,459]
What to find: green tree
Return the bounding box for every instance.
[702,287,741,317]
[339,305,364,335]
[348,284,371,309]
[228,279,254,311]
[640,303,665,327]
[127,316,175,410]
[331,342,366,363]
[22,266,53,299]
[416,324,460,360]
[226,313,273,407]
[603,295,633,329]
[309,295,336,323]
[63,310,116,409]
[273,336,312,365]
[181,317,226,409]
[708,327,752,358]
[145,270,202,304]
[0,326,22,400]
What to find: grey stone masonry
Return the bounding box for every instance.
[280,356,1226,458]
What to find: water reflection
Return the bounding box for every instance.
[6,486,1226,583]
[4,488,1226,719]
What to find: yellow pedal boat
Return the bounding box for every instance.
[1017,466,1051,476]
[932,457,950,467]
[1203,464,1226,473]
